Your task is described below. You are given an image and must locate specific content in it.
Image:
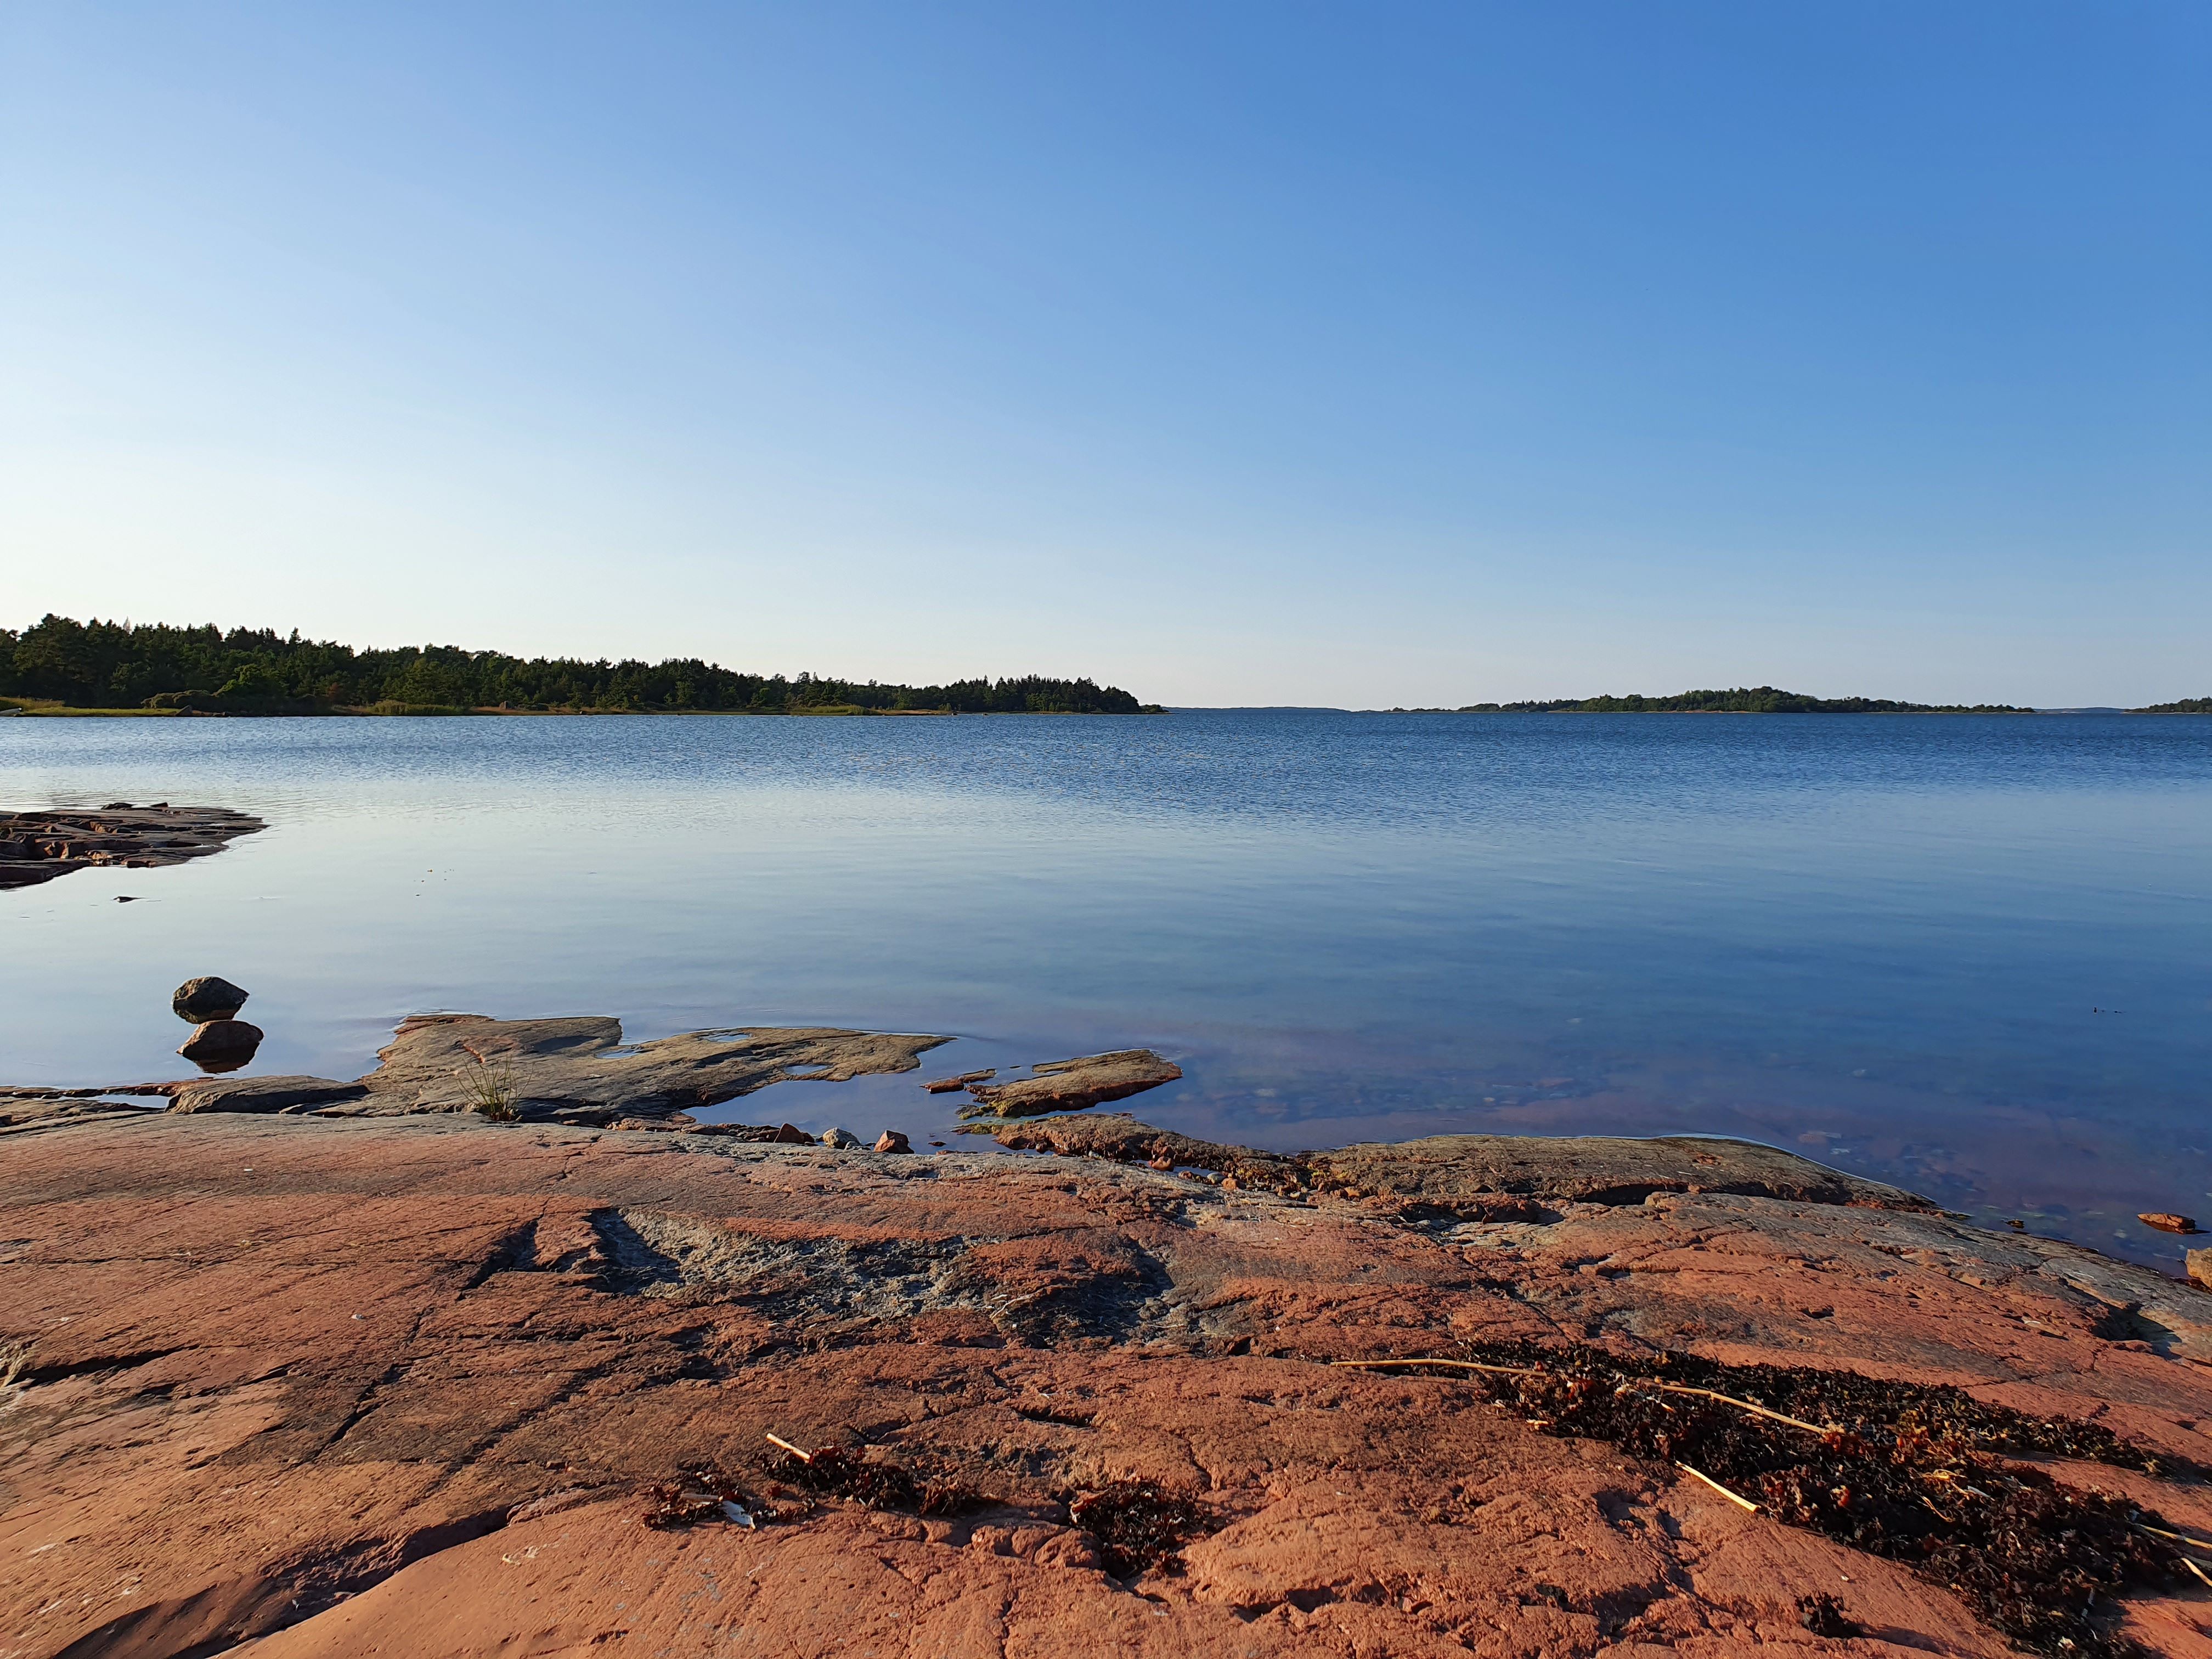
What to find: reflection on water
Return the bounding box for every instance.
[3,710,2208,1269]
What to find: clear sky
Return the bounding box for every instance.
[3,4,2205,707]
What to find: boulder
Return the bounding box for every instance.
[173,976,251,1024]
[2190,1248,2212,1291]
[963,1050,1182,1119]
[176,1018,263,1071]
[874,1130,913,1154]
[822,1127,863,1149]
[170,1075,368,1115]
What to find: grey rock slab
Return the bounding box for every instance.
[1310,1130,1933,1212]
[962,1049,1182,1119]
[0,804,263,891]
[170,1075,369,1115]
[985,1115,1933,1214]
[349,1014,949,1126]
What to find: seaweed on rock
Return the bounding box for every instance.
[1062,1480,1221,1580]
[761,1441,986,1517]
[1345,1340,2204,1656]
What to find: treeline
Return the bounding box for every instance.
[0,615,1156,715]
[1458,686,2029,714]
[2137,698,2212,714]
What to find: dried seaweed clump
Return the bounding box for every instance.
[1064,1480,1221,1579]
[1798,1594,1864,1638]
[764,1443,984,1517]
[1544,1345,2206,1482]
[642,1462,786,1530]
[1433,1341,2199,1656]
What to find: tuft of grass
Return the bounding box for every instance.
[465,1060,520,1120]
[0,1338,33,1412]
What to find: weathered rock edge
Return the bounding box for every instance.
[7,1110,2212,1658]
[334,1013,949,1126]
[960,1049,1184,1118]
[984,1111,1937,1213]
[0,803,263,889]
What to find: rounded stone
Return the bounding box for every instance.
[177,1018,264,1073]
[173,977,250,1024]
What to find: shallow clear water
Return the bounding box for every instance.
[5,710,2209,1270]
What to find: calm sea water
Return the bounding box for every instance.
[4,711,2208,1271]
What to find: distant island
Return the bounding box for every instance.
[0,615,1161,717]
[1446,686,2210,714]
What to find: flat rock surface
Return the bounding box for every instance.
[0,1096,161,1133]
[964,1048,1183,1117]
[335,1013,949,1125]
[0,804,263,889]
[988,1114,1930,1212]
[5,1112,2212,1657]
[169,1075,369,1115]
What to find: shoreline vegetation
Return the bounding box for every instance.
[0,615,1162,718]
[1444,686,2212,715]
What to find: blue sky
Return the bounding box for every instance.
[3,3,2205,706]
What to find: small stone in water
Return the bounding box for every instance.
[2139,1212,2198,1234]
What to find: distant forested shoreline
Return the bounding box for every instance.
[1452,686,2209,714]
[0,615,1159,716]
[1457,687,2027,713]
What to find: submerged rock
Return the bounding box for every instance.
[172,976,251,1023]
[922,1069,995,1093]
[962,1049,1182,1118]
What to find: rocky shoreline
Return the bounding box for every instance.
[7,990,2212,1656]
[0,1011,1189,1132]
[6,1097,2212,1658]
[0,803,263,889]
